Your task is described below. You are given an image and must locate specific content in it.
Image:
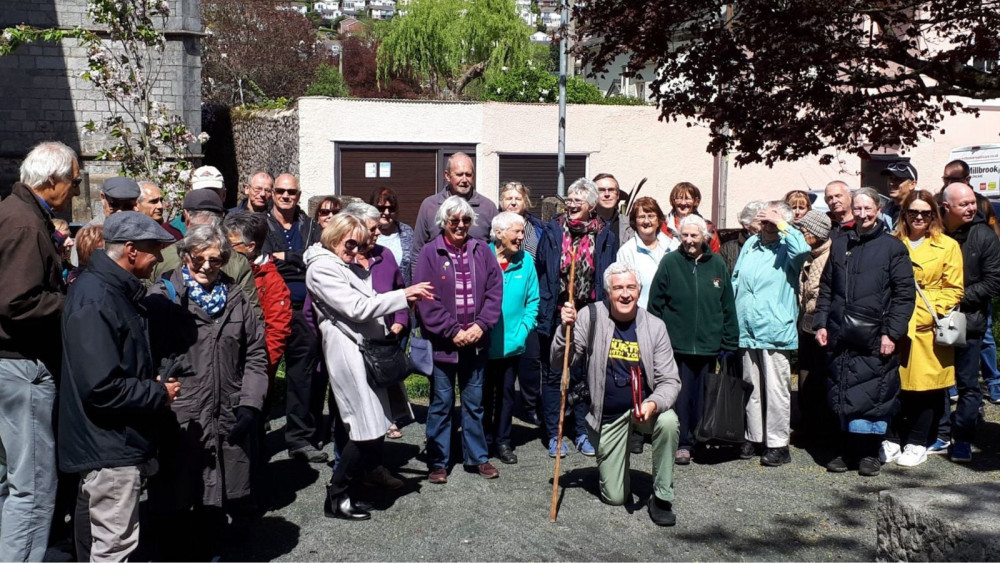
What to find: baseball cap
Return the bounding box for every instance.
[101,177,141,200]
[182,190,225,213]
[880,162,918,182]
[190,166,225,190]
[103,211,175,243]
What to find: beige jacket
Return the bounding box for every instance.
[798,239,832,334]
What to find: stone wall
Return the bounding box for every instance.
[231,106,300,183]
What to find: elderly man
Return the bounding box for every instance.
[137,181,182,241]
[232,171,273,213]
[880,162,917,225]
[593,173,633,248]
[101,177,140,217]
[262,173,327,463]
[552,262,681,526]
[0,141,79,560]
[824,180,856,236]
[411,152,498,261]
[60,211,180,561]
[936,183,1000,463]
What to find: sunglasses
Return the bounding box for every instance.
[376,204,397,213]
[448,217,473,227]
[906,209,935,219]
[274,188,299,196]
[191,256,224,269]
[343,239,359,251]
[71,177,83,188]
[317,208,335,216]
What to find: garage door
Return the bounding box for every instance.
[339,148,438,228]
[498,154,588,200]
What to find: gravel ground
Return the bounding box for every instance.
[204,401,1000,562]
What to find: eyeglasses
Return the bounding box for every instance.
[71,177,83,188]
[673,196,695,203]
[448,217,472,227]
[376,204,397,213]
[906,209,935,219]
[317,208,335,216]
[598,188,618,194]
[343,239,359,251]
[636,213,659,222]
[274,188,299,196]
[565,198,587,206]
[368,225,379,234]
[248,185,273,195]
[190,255,224,269]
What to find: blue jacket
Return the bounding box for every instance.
[536,214,616,337]
[731,224,810,350]
[488,244,540,359]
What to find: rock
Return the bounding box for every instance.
[877,482,1000,561]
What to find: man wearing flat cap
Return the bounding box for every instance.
[101,176,141,217]
[60,211,181,560]
[881,162,917,226]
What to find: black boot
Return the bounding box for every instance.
[323,486,371,521]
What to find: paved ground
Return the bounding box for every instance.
[201,401,1000,562]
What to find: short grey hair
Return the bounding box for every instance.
[852,187,882,210]
[567,177,598,208]
[445,152,475,173]
[137,181,159,205]
[738,201,766,227]
[343,202,381,223]
[434,195,477,229]
[104,242,126,260]
[602,261,642,292]
[491,211,526,241]
[188,210,222,227]
[20,141,77,189]
[176,225,232,266]
[766,200,794,223]
[678,214,710,239]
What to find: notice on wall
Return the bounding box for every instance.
[379,162,391,178]
[365,162,377,178]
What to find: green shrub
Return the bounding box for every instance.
[404,374,430,400]
[305,64,350,98]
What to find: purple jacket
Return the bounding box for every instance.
[414,235,503,363]
[368,245,408,330]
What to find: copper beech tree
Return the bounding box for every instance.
[573,1,1000,166]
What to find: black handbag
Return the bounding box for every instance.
[840,308,882,350]
[695,356,752,444]
[335,323,411,388]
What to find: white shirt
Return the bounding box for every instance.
[380,231,403,265]
[616,231,679,308]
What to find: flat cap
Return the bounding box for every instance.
[182,189,225,213]
[795,208,832,241]
[101,177,141,200]
[103,211,175,244]
[191,165,225,190]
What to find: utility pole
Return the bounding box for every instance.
[556,0,569,197]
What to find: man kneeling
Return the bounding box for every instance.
[551,262,681,526]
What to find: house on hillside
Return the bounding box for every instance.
[369,0,395,19]
[313,2,342,18]
[339,16,364,35]
[342,0,367,16]
[276,2,307,15]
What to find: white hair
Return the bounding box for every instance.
[104,242,126,260]
[767,200,795,223]
[678,214,710,239]
[343,202,380,223]
[566,177,599,208]
[434,195,478,229]
[739,201,765,227]
[20,141,77,189]
[491,211,526,241]
[137,181,159,205]
[602,261,642,292]
[852,187,882,210]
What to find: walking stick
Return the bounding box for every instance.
[550,249,576,523]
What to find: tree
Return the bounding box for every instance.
[377,0,533,98]
[341,36,422,99]
[305,63,350,97]
[481,63,604,103]
[202,0,331,105]
[574,1,1000,166]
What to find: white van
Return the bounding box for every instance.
[949,144,1000,195]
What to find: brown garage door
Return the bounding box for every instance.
[498,154,588,200]
[339,148,438,228]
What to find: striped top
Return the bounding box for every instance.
[445,238,476,327]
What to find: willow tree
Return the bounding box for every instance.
[377,0,532,98]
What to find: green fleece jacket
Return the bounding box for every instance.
[647,245,738,356]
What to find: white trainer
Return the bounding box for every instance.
[897,444,928,467]
[879,440,901,464]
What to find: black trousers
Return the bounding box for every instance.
[284,310,326,450]
[894,389,946,447]
[328,437,384,496]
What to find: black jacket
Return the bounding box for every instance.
[945,214,1000,338]
[58,250,169,473]
[262,208,321,297]
[814,221,915,424]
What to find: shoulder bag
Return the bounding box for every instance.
[334,321,412,388]
[914,281,966,347]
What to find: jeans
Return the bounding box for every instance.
[0,358,57,561]
[586,410,679,505]
[284,310,326,451]
[484,356,520,448]
[426,351,489,468]
[517,329,542,414]
[539,332,588,441]
[674,354,713,451]
[953,337,983,442]
[981,304,1000,401]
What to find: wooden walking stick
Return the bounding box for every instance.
[550,249,576,523]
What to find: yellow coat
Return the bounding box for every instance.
[899,234,964,391]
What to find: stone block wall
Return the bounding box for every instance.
[231,106,300,183]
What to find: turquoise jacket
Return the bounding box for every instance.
[488,244,540,359]
[731,223,810,350]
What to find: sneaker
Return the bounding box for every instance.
[825,456,848,473]
[427,467,448,484]
[675,449,691,465]
[896,444,928,467]
[879,440,901,464]
[289,445,329,464]
[477,462,500,479]
[647,496,677,527]
[548,437,568,458]
[739,441,759,460]
[363,466,403,489]
[760,447,790,467]
[951,441,972,463]
[575,435,596,457]
[926,438,950,455]
[858,456,881,477]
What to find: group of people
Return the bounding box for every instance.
[1,139,998,561]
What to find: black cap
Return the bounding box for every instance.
[182,190,225,213]
[101,177,141,200]
[880,162,918,182]
[103,211,175,243]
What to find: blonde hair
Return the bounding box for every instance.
[321,213,367,250]
[499,181,534,210]
[52,218,69,234]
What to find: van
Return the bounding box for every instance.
[949,144,1000,195]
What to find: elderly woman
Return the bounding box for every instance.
[145,225,268,542]
[719,201,765,276]
[732,200,810,467]
[663,182,720,252]
[878,191,963,468]
[414,196,503,483]
[648,214,738,464]
[369,187,415,286]
[616,197,678,308]
[484,211,540,465]
[536,178,616,457]
[814,188,915,476]
[313,196,343,230]
[305,213,433,519]
[784,190,812,221]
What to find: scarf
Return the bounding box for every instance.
[181,266,228,318]
[559,215,601,305]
